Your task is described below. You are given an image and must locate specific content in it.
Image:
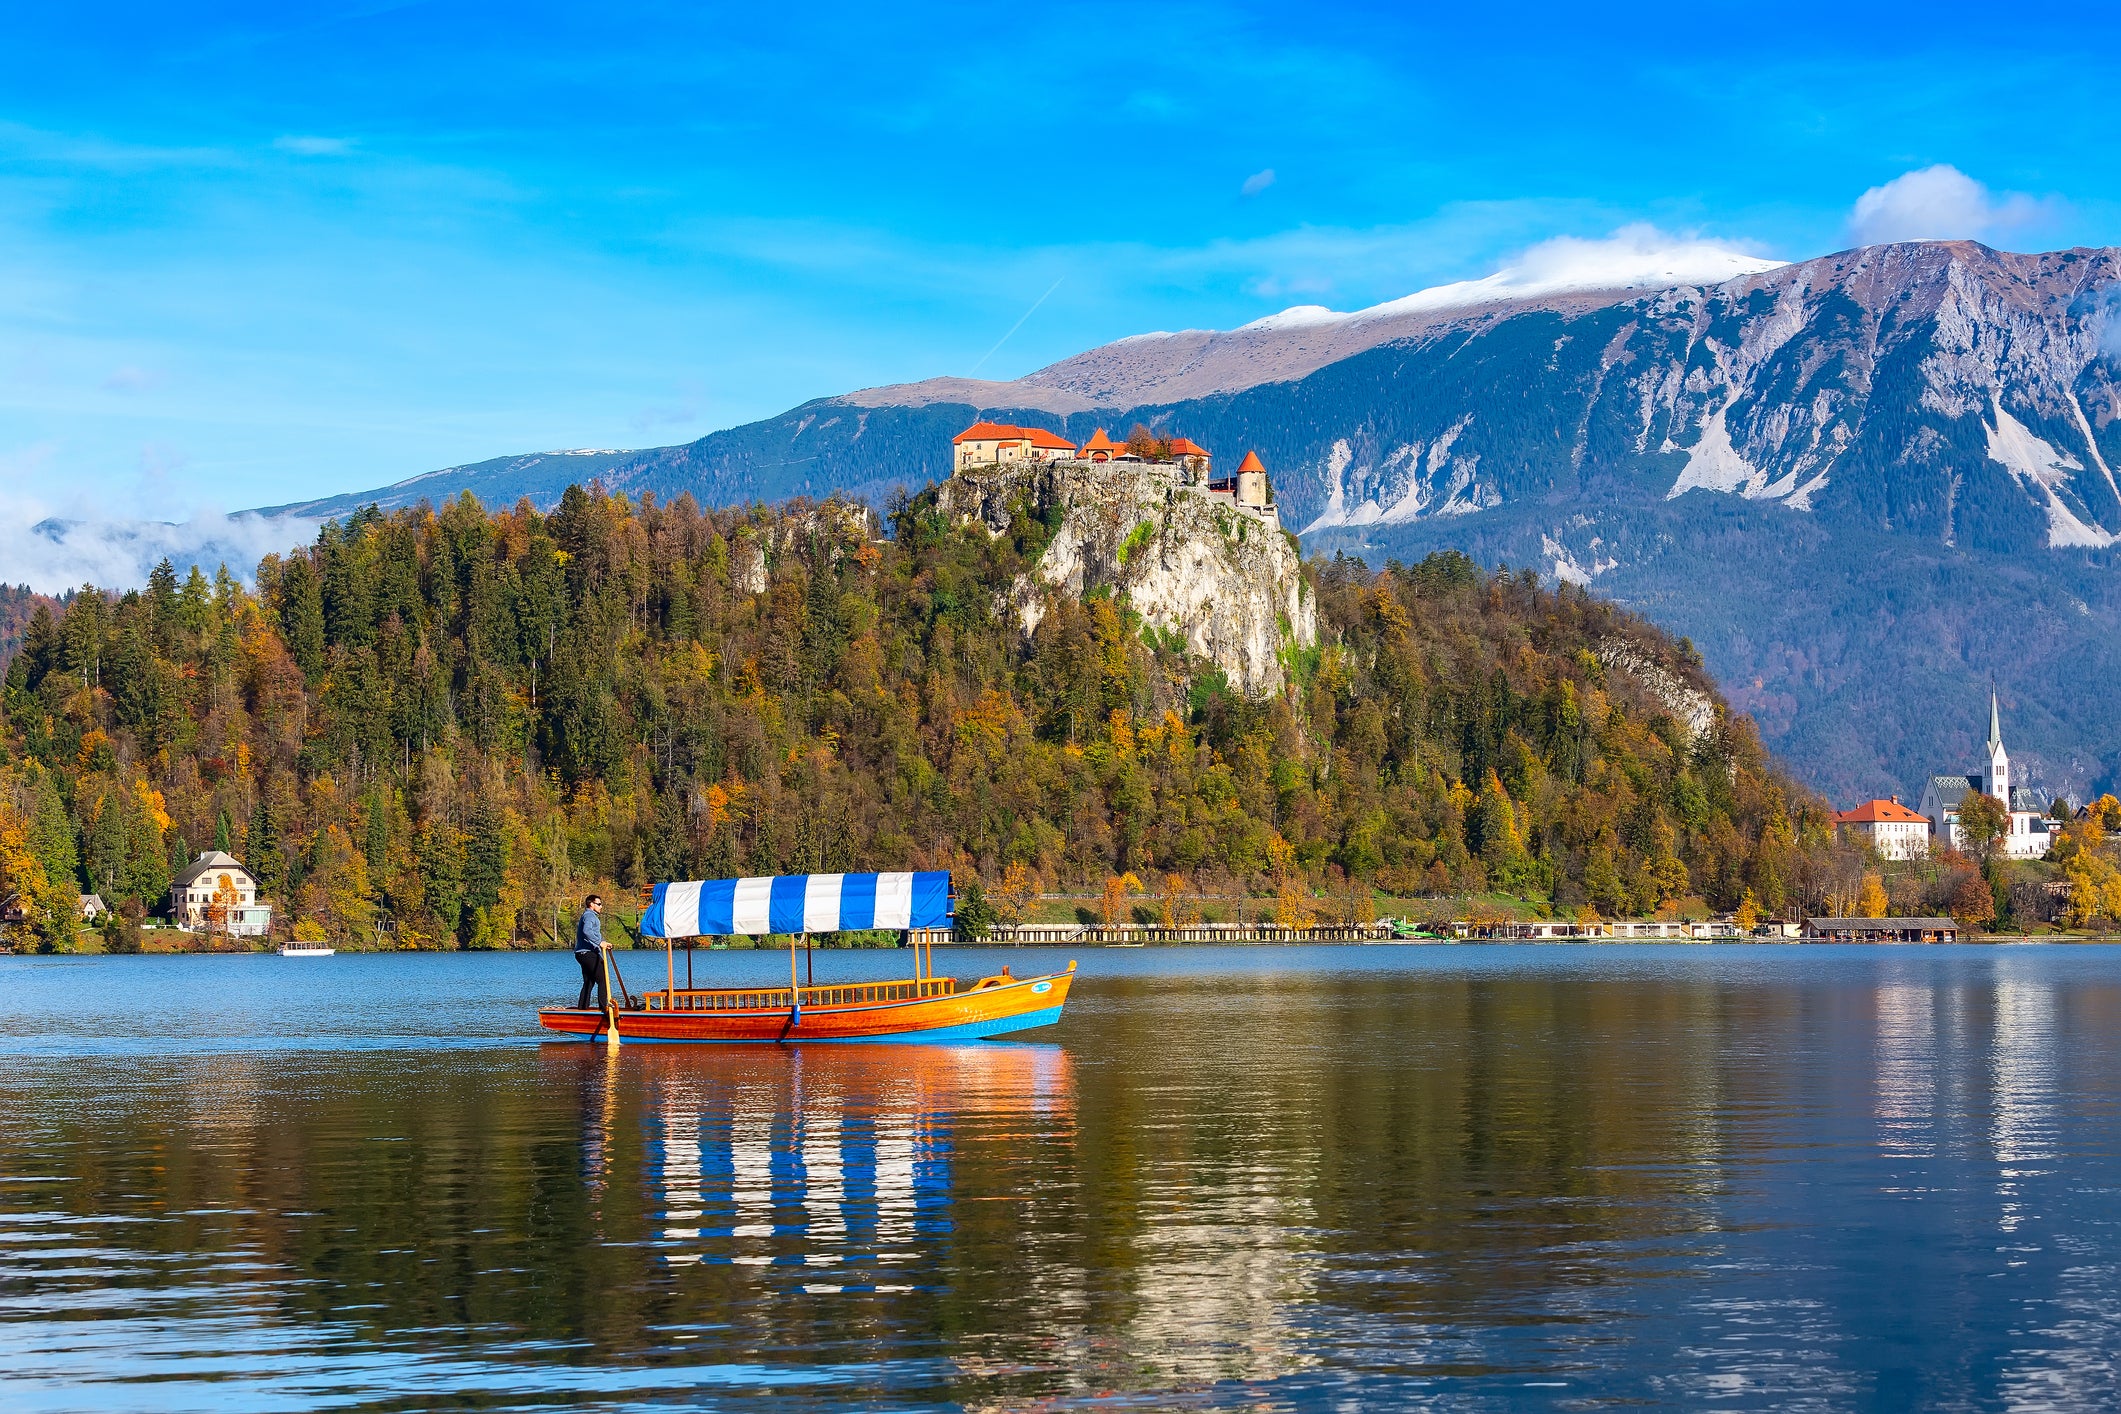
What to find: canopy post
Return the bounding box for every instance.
[666,932,675,1003]
[789,932,803,1025]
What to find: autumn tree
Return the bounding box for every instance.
[1100,872,1143,926]
[1948,872,1996,928]
[1956,790,2009,860]
[992,861,1037,927]
[1857,872,1889,919]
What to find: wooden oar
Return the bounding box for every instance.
[599,944,620,1051]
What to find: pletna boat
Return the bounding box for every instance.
[536,870,1074,1044]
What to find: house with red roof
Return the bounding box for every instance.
[1833,797,1931,859]
[952,421,1078,471]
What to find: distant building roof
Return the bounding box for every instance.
[952,420,1023,443]
[2009,787,2049,813]
[1166,436,1211,458]
[1837,799,1928,824]
[1806,917,1958,931]
[1079,428,1118,454]
[172,850,251,889]
[953,421,1076,452]
[1928,775,1981,804]
[1237,450,1266,473]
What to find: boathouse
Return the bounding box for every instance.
[1801,916,1959,943]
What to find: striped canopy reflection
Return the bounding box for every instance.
[638,872,952,938]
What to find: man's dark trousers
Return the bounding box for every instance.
[575,949,606,1010]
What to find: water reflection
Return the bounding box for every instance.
[5,947,2121,1409]
[640,1046,1075,1285]
[1874,983,1937,1157]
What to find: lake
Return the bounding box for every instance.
[4,944,2120,1410]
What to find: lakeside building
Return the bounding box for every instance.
[1916,694,2054,858]
[169,850,274,937]
[1802,917,1960,943]
[1834,797,1931,858]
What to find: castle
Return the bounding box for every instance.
[951,422,1279,528]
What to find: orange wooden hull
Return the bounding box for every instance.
[538,969,1073,1044]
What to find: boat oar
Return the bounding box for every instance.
[600,944,620,1051]
[605,915,646,1009]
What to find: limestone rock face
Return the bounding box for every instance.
[940,460,1316,697]
[1596,635,1716,744]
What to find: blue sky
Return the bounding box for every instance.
[4,0,2119,544]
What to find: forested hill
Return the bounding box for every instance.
[1,484,1832,951]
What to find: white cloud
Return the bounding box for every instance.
[272,135,355,157]
[1848,165,2047,245]
[0,464,315,592]
[1237,224,1786,330]
[1241,168,1276,197]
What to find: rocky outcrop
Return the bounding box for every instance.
[939,460,1316,697]
[1597,636,1716,744]
[731,499,879,595]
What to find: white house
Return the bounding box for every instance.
[1834,797,1931,859]
[170,851,274,937]
[1916,695,2054,859]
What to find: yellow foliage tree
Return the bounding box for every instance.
[0,800,77,953]
[1857,872,1889,919]
[1734,889,1761,932]
[993,862,1038,926]
[2062,851,2121,930]
[1273,886,1317,930]
[1156,872,1200,928]
[1100,872,1143,926]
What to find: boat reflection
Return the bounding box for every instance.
[633,1045,1075,1287]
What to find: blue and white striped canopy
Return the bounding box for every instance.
[638,871,952,938]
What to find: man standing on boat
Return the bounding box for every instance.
[573,894,607,1011]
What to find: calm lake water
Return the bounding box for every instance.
[5,944,2121,1411]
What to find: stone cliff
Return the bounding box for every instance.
[938,460,1317,697]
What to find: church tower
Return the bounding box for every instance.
[1985,691,2009,805]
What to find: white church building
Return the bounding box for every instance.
[1916,695,2055,859]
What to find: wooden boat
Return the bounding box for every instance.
[537,870,1075,1045]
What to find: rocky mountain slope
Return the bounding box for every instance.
[260,240,2121,804]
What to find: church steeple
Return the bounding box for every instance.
[1985,691,2010,806]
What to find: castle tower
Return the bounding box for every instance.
[1985,691,2009,805]
[1235,450,1269,508]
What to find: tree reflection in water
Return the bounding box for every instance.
[5,949,2121,1408]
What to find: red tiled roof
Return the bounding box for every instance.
[1836,799,1928,824]
[1237,449,1266,473]
[954,420,1076,450]
[1166,436,1210,458]
[1080,428,1118,452]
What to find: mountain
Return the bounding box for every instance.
[258,240,2121,805]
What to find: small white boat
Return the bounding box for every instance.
[278,943,335,957]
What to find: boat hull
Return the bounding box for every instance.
[537,970,1072,1044]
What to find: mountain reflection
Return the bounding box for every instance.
[8,950,2121,1409]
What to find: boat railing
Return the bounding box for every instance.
[644,976,958,1012]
